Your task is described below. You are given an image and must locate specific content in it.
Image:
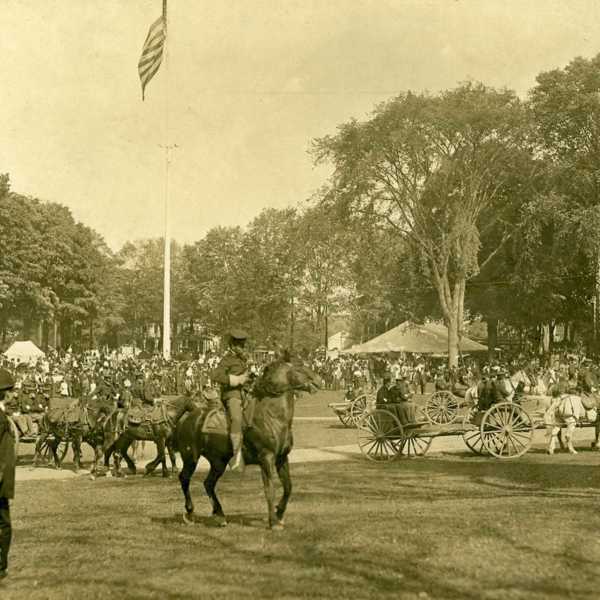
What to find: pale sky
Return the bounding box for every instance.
[2,0,600,250]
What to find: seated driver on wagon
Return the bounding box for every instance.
[376,374,416,425]
[210,329,252,472]
[476,366,511,412]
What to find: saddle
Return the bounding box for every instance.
[127,402,167,427]
[201,396,256,435]
[48,404,90,427]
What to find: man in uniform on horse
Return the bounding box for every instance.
[210,329,251,472]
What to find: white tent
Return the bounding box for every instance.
[342,321,488,355]
[4,340,46,364]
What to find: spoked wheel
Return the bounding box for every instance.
[480,402,534,459]
[425,391,459,424]
[39,438,69,464]
[462,407,486,455]
[56,440,69,462]
[336,411,353,428]
[349,394,369,425]
[400,431,433,457]
[357,409,403,462]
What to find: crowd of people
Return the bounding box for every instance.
[312,351,600,399]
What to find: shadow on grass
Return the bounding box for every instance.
[151,512,265,529]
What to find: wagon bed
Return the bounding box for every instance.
[357,402,539,461]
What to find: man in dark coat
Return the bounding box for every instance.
[0,368,16,579]
[375,374,394,407]
[210,330,250,471]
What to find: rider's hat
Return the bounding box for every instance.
[228,329,248,341]
[0,368,15,391]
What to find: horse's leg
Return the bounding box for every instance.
[48,437,61,469]
[112,434,136,477]
[275,455,292,527]
[203,460,228,526]
[89,443,100,480]
[146,436,168,478]
[103,441,115,476]
[179,457,198,521]
[259,454,279,530]
[168,442,178,474]
[119,436,137,474]
[159,435,169,478]
[557,428,566,451]
[593,418,600,450]
[33,431,48,466]
[72,434,82,472]
[547,426,559,455]
[144,436,163,476]
[565,421,578,454]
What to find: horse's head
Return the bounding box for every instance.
[252,361,323,398]
[287,364,323,394]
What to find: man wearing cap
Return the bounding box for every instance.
[210,329,251,471]
[0,368,17,579]
[376,374,394,407]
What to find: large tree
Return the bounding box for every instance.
[313,83,531,365]
[529,54,600,349]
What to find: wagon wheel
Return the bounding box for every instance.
[357,409,404,462]
[38,438,69,464]
[480,402,534,459]
[400,431,433,457]
[336,410,353,428]
[461,406,486,455]
[57,440,69,462]
[349,394,368,425]
[425,391,459,424]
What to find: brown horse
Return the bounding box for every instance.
[105,395,196,478]
[33,405,110,476]
[173,360,322,530]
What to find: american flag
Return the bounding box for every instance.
[138,14,166,100]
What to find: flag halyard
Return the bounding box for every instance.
[138,15,166,100]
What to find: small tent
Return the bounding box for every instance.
[343,321,487,355]
[3,340,46,364]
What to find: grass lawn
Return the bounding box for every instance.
[3,452,600,600]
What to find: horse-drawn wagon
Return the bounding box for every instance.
[357,400,536,461]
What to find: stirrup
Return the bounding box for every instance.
[228,451,245,472]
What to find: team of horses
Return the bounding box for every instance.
[26,359,323,529]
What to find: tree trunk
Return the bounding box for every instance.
[447,315,459,368]
[290,295,295,350]
[487,318,498,362]
[430,265,465,369]
[324,303,329,349]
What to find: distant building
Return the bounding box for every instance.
[327,330,351,352]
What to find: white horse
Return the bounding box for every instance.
[544,394,598,454]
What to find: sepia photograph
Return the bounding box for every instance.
[1,0,600,598]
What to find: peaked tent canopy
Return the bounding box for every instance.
[3,340,46,363]
[343,322,487,355]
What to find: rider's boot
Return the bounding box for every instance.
[228,433,245,472]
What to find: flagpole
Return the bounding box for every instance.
[162,0,171,361]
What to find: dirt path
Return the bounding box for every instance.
[16,425,598,482]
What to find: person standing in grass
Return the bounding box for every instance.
[0,368,16,580]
